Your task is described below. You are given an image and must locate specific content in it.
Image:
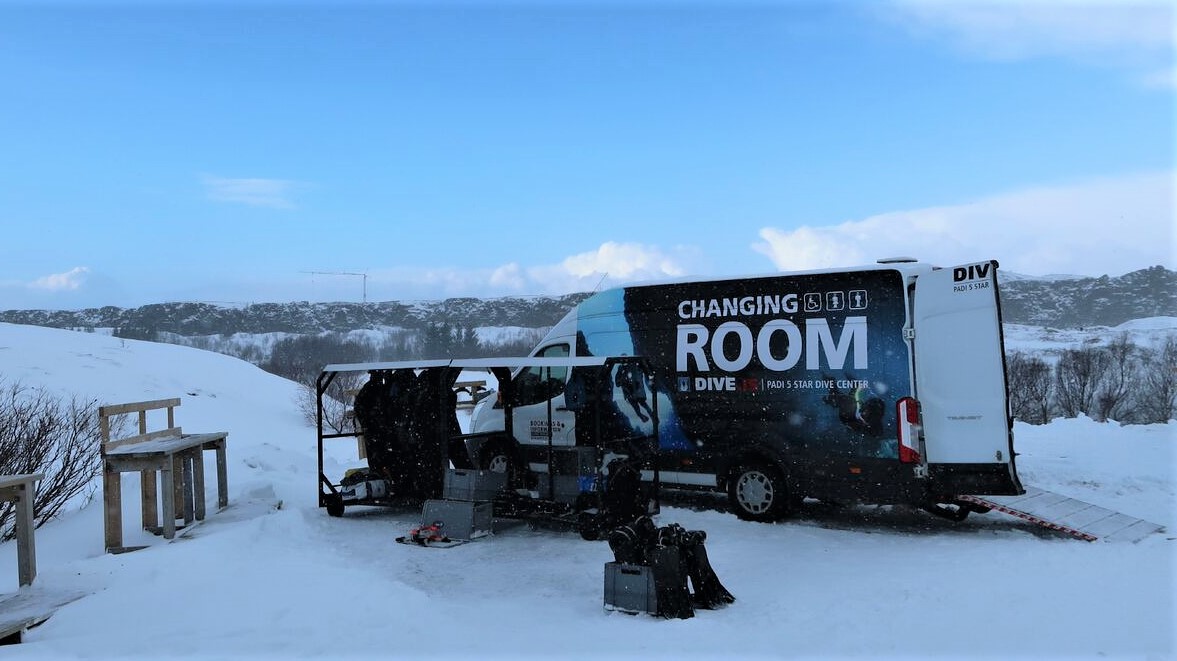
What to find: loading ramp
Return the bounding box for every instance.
[958,486,1165,543]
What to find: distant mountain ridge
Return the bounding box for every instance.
[1,266,1172,336]
[0,294,593,338]
[998,265,1174,328]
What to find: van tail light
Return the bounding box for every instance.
[897,397,922,464]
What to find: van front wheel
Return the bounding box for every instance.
[728,461,789,522]
[478,440,522,488]
[480,444,511,474]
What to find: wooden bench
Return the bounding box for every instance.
[0,474,42,588]
[99,398,228,554]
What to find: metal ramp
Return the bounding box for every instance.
[958,486,1165,543]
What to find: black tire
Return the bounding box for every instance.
[325,495,345,518]
[479,442,513,474]
[447,437,475,470]
[479,439,524,488]
[727,460,790,522]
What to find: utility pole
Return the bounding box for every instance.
[300,270,368,303]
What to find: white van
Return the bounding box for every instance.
[471,259,1024,521]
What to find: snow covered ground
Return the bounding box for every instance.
[1002,316,1177,359]
[0,322,1173,659]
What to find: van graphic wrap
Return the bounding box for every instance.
[575,291,694,452]
[578,270,911,460]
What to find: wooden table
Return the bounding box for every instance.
[103,433,228,553]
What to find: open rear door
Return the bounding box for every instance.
[912,260,1022,495]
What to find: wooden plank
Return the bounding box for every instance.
[180,455,194,525]
[0,476,41,588]
[0,474,43,491]
[140,470,157,531]
[0,588,87,644]
[214,441,229,510]
[104,435,212,458]
[0,614,41,645]
[106,545,149,555]
[192,448,206,521]
[184,432,229,444]
[103,456,169,474]
[160,466,176,540]
[14,481,36,587]
[97,398,182,417]
[103,469,122,553]
[103,427,184,451]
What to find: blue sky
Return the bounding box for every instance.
[1,0,1172,309]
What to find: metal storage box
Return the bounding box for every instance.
[603,562,657,614]
[535,474,598,504]
[550,446,600,476]
[533,446,601,504]
[443,469,507,502]
[421,499,493,540]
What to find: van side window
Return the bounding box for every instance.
[513,344,570,406]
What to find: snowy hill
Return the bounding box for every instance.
[0,322,1173,658]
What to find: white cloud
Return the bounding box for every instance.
[354,242,699,301]
[30,266,90,291]
[559,241,690,280]
[752,227,870,273]
[884,0,1174,85]
[489,263,527,290]
[202,175,299,209]
[752,171,1175,277]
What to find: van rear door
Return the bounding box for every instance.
[912,260,1022,495]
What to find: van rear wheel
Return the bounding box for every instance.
[728,461,789,522]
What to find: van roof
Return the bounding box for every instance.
[320,355,622,375]
[599,260,935,292]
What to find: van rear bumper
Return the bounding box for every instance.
[927,463,1024,497]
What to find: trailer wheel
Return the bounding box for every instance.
[577,512,603,541]
[728,461,790,522]
[325,495,345,518]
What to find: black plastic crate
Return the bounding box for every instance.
[443,469,507,502]
[603,562,657,614]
